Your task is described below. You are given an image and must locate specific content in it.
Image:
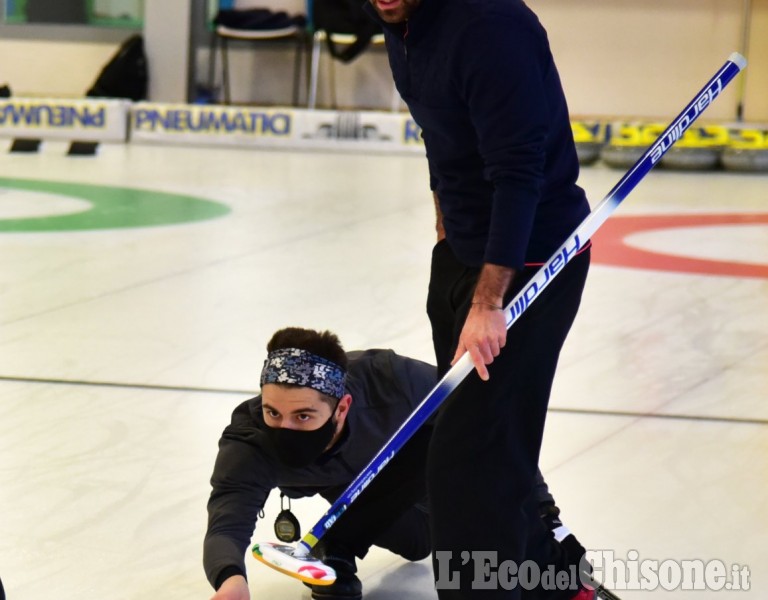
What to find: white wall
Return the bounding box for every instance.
[202,0,768,120]
[2,0,766,121]
[530,0,746,121]
[0,38,119,98]
[144,0,192,103]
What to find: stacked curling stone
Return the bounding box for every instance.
[721,128,768,172]
[600,122,665,169]
[600,122,730,171]
[661,124,727,171]
[571,120,606,166]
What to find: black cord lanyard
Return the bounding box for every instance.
[274,493,301,543]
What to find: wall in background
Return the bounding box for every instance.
[1,0,766,121]
[532,0,748,120]
[0,38,120,97]
[745,0,768,120]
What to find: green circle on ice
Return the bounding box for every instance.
[0,178,230,232]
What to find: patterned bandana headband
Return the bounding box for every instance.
[260,348,346,400]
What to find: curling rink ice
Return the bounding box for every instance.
[0,139,766,599]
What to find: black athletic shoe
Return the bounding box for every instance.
[306,544,363,600]
[539,501,564,531]
[308,573,362,600]
[540,501,591,577]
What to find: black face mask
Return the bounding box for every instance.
[264,414,337,468]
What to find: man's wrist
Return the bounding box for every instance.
[471,301,503,310]
[473,263,515,307]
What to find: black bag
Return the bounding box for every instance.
[87,35,148,101]
[214,8,306,30]
[312,0,382,63]
[26,0,87,23]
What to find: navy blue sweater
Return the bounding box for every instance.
[368,0,590,268]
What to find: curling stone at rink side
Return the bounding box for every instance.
[721,128,768,172]
[600,122,664,169]
[571,120,606,166]
[661,124,727,171]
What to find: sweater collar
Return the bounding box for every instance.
[363,0,444,41]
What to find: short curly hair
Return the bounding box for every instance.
[266,327,347,369]
[265,328,348,406]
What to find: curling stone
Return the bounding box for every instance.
[721,128,768,173]
[661,125,727,171]
[600,123,664,169]
[571,120,604,166]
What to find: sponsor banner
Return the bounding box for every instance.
[130,103,425,154]
[131,103,294,147]
[292,109,424,154]
[0,98,130,142]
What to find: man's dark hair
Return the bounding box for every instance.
[265,328,347,406]
[266,327,348,371]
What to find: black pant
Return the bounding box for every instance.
[320,425,432,563]
[426,240,590,600]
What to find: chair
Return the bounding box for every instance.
[208,10,308,106]
[307,0,401,111]
[308,31,402,111]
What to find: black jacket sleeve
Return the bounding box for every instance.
[203,399,277,590]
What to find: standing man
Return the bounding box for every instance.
[364,1,593,599]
